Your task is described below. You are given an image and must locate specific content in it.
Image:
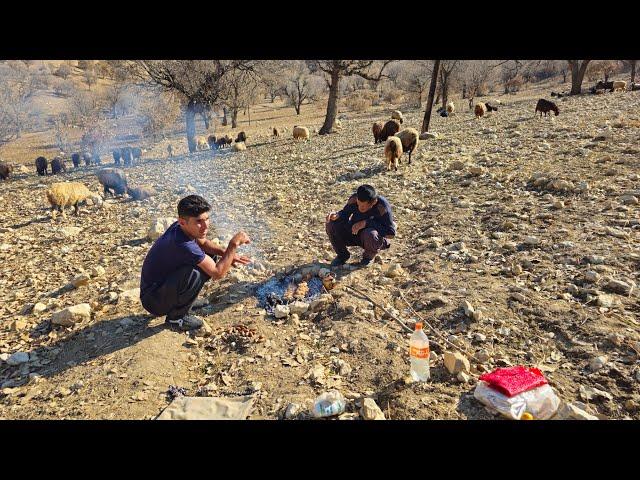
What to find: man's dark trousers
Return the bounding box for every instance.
[141,265,210,320]
[326,218,390,261]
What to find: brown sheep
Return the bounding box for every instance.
[36,156,48,176]
[384,136,403,171]
[391,110,404,124]
[379,119,401,142]
[71,153,81,168]
[372,121,384,143]
[83,153,92,166]
[121,147,133,166]
[132,147,142,162]
[273,127,281,137]
[612,80,627,92]
[97,168,128,196]
[112,149,121,165]
[293,126,310,141]
[207,135,217,149]
[535,99,559,117]
[127,185,156,201]
[236,131,247,143]
[474,102,487,119]
[0,162,13,180]
[395,128,420,165]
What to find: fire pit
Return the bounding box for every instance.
[256,270,336,316]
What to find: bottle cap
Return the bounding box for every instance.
[415,322,423,330]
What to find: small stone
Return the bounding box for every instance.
[284,403,301,419]
[419,132,438,140]
[274,304,290,318]
[510,292,527,303]
[118,288,140,304]
[596,294,617,308]
[7,352,29,366]
[524,236,539,246]
[605,279,634,296]
[147,217,175,241]
[619,195,638,205]
[51,303,91,327]
[71,273,91,288]
[584,271,600,283]
[289,301,309,315]
[474,333,487,342]
[552,200,565,209]
[10,319,28,331]
[589,356,608,372]
[554,402,599,420]
[90,266,106,277]
[361,398,385,420]
[33,303,47,314]
[385,264,405,278]
[461,300,475,318]
[443,351,470,375]
[475,350,491,363]
[457,371,471,383]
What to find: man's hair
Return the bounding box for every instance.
[178,195,211,218]
[356,184,377,202]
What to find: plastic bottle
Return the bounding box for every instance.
[410,322,430,381]
[312,390,346,418]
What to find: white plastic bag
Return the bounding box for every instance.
[474,381,560,420]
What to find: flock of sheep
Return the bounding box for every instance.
[2,77,638,222]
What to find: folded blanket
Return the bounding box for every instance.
[479,366,548,397]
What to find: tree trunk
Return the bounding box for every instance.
[319,70,340,135]
[462,83,467,99]
[421,60,440,133]
[186,100,197,153]
[441,74,449,109]
[231,108,238,129]
[569,60,591,95]
[202,112,210,130]
[631,60,637,84]
[222,107,228,126]
[562,71,567,83]
[295,103,301,115]
[248,106,251,126]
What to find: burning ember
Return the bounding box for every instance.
[256,271,336,315]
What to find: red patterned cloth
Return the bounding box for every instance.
[479,366,548,397]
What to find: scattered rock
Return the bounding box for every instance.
[443,351,470,375]
[589,356,608,372]
[274,304,290,318]
[554,402,599,420]
[51,303,91,327]
[361,398,385,420]
[71,273,91,288]
[118,288,141,304]
[6,352,29,366]
[289,301,309,315]
[147,217,175,241]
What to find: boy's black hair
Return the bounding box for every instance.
[178,195,211,218]
[356,184,377,202]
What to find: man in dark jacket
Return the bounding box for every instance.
[325,184,396,267]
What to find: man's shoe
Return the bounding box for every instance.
[358,257,373,267]
[330,255,350,267]
[166,315,204,331]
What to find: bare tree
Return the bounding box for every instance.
[438,60,460,108]
[460,60,494,99]
[220,66,261,128]
[0,62,39,140]
[84,68,97,90]
[568,60,591,95]
[422,60,441,133]
[308,60,393,135]
[133,60,254,152]
[397,60,432,108]
[281,61,321,115]
[631,60,637,84]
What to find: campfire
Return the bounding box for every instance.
[256,269,336,315]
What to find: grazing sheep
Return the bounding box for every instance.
[92,151,101,165]
[535,99,559,117]
[384,136,403,171]
[235,131,247,143]
[485,102,498,112]
[112,149,121,166]
[132,147,142,163]
[595,81,614,91]
[391,110,404,124]
[632,82,640,91]
[46,181,94,218]
[273,127,280,137]
[51,156,66,175]
[36,156,48,176]
[372,121,384,143]
[293,126,309,141]
[121,147,133,166]
[333,119,343,130]
[127,185,156,201]
[379,119,401,142]
[167,144,174,157]
[233,142,247,152]
[196,136,209,150]
[446,101,455,114]
[70,153,80,168]
[474,102,487,119]
[612,81,627,92]
[215,137,227,149]
[83,153,92,166]
[0,162,13,180]
[97,168,128,197]
[395,128,420,165]
[207,135,217,149]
